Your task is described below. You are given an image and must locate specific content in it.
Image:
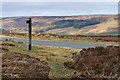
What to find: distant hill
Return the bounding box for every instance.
[0,14,118,35]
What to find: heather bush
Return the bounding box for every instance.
[64,46,119,79]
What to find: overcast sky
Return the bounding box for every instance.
[2,2,118,17]
[1,0,119,2]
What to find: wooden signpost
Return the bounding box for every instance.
[26,18,32,50]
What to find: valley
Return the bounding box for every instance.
[1,14,118,35]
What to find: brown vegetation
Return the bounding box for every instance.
[64,46,120,79]
[1,42,50,79]
[3,32,120,42]
[2,52,50,79]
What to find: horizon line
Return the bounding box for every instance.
[1,13,118,18]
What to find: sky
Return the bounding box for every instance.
[1,0,119,2]
[2,2,118,17]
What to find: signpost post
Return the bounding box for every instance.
[26,18,32,50]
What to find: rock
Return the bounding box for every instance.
[1,43,15,46]
[18,42,23,43]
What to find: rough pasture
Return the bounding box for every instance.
[1,42,50,79]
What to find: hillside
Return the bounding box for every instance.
[0,15,118,35]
